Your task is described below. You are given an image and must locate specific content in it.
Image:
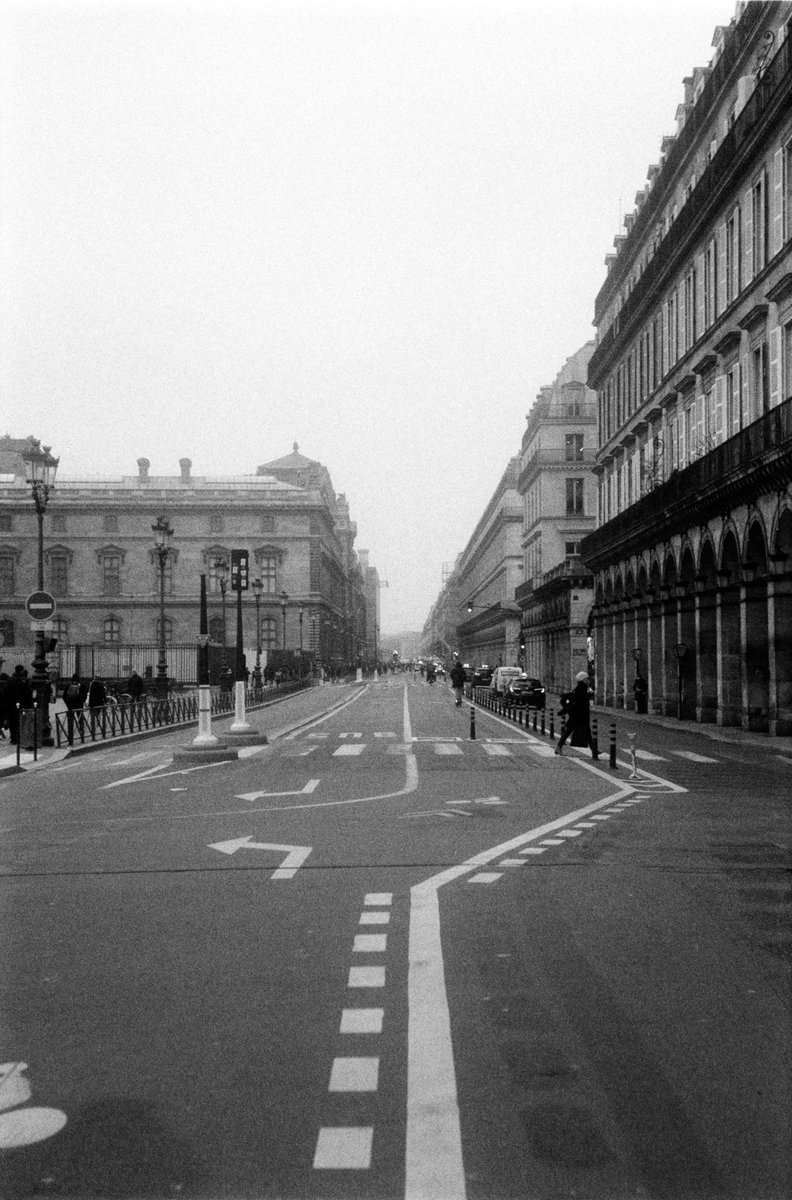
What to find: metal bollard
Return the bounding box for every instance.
[609,722,617,769]
[470,705,476,740]
[549,711,555,740]
[541,709,545,735]
[533,709,538,732]
[591,716,599,757]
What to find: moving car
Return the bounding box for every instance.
[506,676,546,709]
[472,665,493,687]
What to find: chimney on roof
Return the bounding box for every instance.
[137,457,150,483]
[179,458,192,484]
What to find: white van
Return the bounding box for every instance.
[490,666,522,695]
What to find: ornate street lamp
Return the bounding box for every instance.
[214,558,229,672]
[152,515,173,700]
[252,577,263,692]
[280,589,288,650]
[22,439,59,746]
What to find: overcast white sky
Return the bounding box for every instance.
[1,0,730,633]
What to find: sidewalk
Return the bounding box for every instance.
[0,682,363,778]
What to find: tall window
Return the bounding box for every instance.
[209,557,228,594]
[0,515,12,532]
[565,478,584,516]
[260,555,277,594]
[0,617,14,646]
[753,342,770,416]
[752,170,768,274]
[783,321,792,403]
[53,615,69,643]
[261,515,275,533]
[564,434,584,462]
[727,365,741,435]
[784,136,792,244]
[0,554,15,596]
[104,515,119,533]
[103,615,121,643]
[262,616,276,650]
[703,237,717,328]
[725,207,740,303]
[50,552,69,596]
[564,541,581,558]
[684,267,697,350]
[668,289,679,364]
[102,554,122,595]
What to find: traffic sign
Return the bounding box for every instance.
[25,591,57,621]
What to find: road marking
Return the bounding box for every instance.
[671,750,719,762]
[235,780,319,801]
[633,748,668,760]
[329,1057,379,1092]
[206,838,312,879]
[482,744,512,757]
[283,745,319,757]
[340,1009,383,1034]
[556,829,583,838]
[313,1126,373,1170]
[348,966,386,988]
[374,732,397,739]
[339,732,363,739]
[498,858,526,867]
[359,911,390,925]
[520,846,548,855]
[433,744,463,755]
[333,744,366,756]
[365,893,392,906]
[353,934,387,953]
[307,733,329,739]
[103,759,234,788]
[0,1063,67,1150]
[590,814,612,821]
[573,821,598,828]
[540,838,564,846]
[468,872,503,883]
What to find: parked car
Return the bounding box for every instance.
[472,665,493,687]
[507,676,546,709]
[490,666,523,695]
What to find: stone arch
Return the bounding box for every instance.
[744,518,769,577]
[772,505,792,560]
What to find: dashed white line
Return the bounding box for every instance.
[348,966,386,988]
[358,911,390,925]
[365,893,393,906]
[340,1009,384,1035]
[313,1127,373,1170]
[353,934,387,953]
[329,1057,380,1092]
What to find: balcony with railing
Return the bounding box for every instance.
[581,397,792,568]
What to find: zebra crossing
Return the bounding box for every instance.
[284,732,734,766]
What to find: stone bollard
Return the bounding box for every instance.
[533,709,538,732]
[549,711,555,740]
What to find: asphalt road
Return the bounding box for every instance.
[1,678,790,1199]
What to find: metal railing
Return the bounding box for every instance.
[53,678,311,748]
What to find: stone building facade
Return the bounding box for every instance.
[582,2,792,733]
[515,344,599,692]
[0,439,371,681]
[454,459,523,668]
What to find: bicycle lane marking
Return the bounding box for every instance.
[404,756,687,1200]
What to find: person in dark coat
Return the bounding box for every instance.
[0,672,9,738]
[450,660,466,706]
[63,673,88,745]
[126,671,144,701]
[87,678,107,709]
[555,671,598,758]
[5,665,33,745]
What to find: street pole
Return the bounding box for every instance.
[252,578,263,693]
[22,440,59,747]
[152,516,173,701]
[191,572,218,748]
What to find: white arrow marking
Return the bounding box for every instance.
[0,1062,31,1112]
[235,779,319,801]
[207,838,312,878]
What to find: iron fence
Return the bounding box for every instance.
[53,678,311,748]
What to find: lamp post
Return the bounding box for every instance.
[280,590,288,650]
[299,606,304,653]
[22,439,59,746]
[152,515,173,700]
[252,577,263,693]
[215,558,229,673]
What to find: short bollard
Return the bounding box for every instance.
[609,722,617,769]
[533,709,538,732]
[518,707,523,727]
[470,705,476,740]
[591,716,599,757]
[540,709,546,735]
[549,712,555,740]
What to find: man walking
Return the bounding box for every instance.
[555,670,598,759]
[450,659,466,707]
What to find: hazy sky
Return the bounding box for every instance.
[1,0,730,633]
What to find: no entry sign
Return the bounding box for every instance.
[25,591,57,621]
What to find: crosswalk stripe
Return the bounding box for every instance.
[334,744,366,757]
[671,750,719,763]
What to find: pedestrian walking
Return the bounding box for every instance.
[450,659,466,707]
[63,673,88,745]
[5,665,33,746]
[0,671,9,739]
[555,671,598,759]
[126,670,145,702]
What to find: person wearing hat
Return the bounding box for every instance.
[555,670,598,759]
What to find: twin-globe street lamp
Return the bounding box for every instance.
[252,577,263,692]
[280,589,288,650]
[22,439,59,746]
[152,515,173,700]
